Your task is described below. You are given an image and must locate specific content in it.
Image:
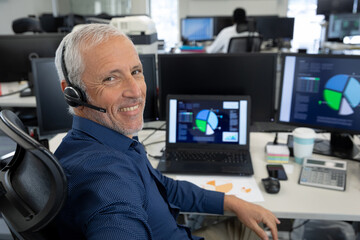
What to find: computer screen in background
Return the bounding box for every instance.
[317,0,355,19]
[213,16,233,36]
[327,13,360,41]
[253,16,294,41]
[31,54,158,137]
[0,33,66,95]
[158,53,277,124]
[181,17,214,42]
[31,58,72,137]
[278,54,360,160]
[139,54,158,121]
[276,18,295,39]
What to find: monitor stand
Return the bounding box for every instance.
[313,133,360,161]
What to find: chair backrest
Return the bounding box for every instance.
[227,35,262,53]
[12,18,43,34]
[0,110,67,240]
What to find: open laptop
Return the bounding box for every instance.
[157,94,254,175]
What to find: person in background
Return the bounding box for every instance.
[207,8,258,53]
[54,23,279,240]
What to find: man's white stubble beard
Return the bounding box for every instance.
[91,109,144,137]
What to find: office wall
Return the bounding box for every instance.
[0,0,148,35]
[0,0,52,34]
[131,0,149,15]
[179,0,288,18]
[0,0,286,34]
[58,0,148,16]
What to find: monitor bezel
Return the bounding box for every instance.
[165,94,251,151]
[277,53,360,135]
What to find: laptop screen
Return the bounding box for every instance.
[167,95,250,146]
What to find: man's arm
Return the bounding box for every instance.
[206,28,228,53]
[224,195,280,240]
[161,175,224,214]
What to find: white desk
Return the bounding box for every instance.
[49,127,360,222]
[0,94,36,108]
[250,133,360,221]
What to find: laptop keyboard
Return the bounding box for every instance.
[166,151,248,164]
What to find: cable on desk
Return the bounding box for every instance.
[147,153,162,160]
[142,127,166,131]
[144,140,165,147]
[145,142,165,159]
[0,86,30,97]
[140,122,166,145]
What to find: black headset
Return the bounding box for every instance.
[61,44,106,113]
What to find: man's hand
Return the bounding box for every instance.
[224,195,280,240]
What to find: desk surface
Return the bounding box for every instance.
[49,125,360,222]
[0,94,36,108]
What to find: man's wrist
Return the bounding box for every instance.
[224,195,241,212]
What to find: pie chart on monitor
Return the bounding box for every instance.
[323,74,360,116]
[195,110,218,135]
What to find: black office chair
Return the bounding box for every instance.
[0,110,67,240]
[227,35,263,53]
[12,18,43,34]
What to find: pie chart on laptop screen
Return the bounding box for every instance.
[195,110,218,135]
[323,74,360,116]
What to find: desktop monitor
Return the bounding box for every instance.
[31,58,72,136]
[317,0,354,18]
[181,17,214,42]
[278,54,360,160]
[253,17,294,40]
[0,33,66,83]
[327,13,360,41]
[213,16,233,36]
[158,53,277,123]
[248,16,278,40]
[140,54,158,121]
[31,54,158,136]
[276,17,295,39]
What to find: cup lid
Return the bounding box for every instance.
[292,127,316,139]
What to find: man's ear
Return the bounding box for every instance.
[60,79,67,92]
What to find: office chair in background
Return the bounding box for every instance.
[12,17,43,34]
[0,110,67,240]
[227,35,263,53]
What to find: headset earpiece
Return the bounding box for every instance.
[61,44,107,113]
[63,86,85,107]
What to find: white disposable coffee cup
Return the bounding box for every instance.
[292,127,316,164]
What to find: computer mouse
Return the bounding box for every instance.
[262,177,280,194]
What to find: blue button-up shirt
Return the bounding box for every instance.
[54,116,224,239]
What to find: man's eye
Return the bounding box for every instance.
[132,69,142,75]
[104,76,115,82]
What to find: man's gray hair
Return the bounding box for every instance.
[54,24,131,111]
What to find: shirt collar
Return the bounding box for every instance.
[72,115,137,152]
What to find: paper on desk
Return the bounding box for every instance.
[176,175,264,202]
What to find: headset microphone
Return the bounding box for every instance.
[64,89,106,113]
[61,45,107,113]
